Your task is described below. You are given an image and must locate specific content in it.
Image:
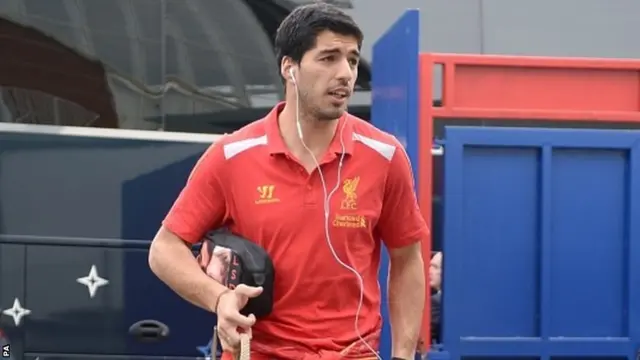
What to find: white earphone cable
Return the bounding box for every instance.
[292,71,381,360]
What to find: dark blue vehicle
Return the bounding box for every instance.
[0,1,373,359]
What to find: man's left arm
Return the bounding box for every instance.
[377,144,429,360]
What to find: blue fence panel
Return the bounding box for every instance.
[371,8,419,177]
[371,9,420,360]
[442,126,640,360]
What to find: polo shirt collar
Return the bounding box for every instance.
[265,102,354,156]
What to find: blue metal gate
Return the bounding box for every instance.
[441,126,640,360]
[371,9,420,359]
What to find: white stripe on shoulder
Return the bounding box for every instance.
[352,132,396,161]
[223,135,267,160]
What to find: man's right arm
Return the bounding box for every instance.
[148,142,230,313]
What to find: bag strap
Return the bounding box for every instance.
[212,327,251,360]
[235,334,250,360]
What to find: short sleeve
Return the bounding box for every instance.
[162,142,229,244]
[377,144,430,249]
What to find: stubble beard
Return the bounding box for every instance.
[299,91,346,122]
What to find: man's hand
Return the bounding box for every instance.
[216,284,263,352]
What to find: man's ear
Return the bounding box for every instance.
[280,57,296,84]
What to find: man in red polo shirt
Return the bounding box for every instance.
[148,3,427,360]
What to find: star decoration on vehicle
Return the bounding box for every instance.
[76,265,109,298]
[197,338,215,359]
[2,298,31,326]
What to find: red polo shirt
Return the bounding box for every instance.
[163,102,429,359]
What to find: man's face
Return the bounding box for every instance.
[429,252,442,290]
[295,30,360,121]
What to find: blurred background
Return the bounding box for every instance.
[0,1,638,359]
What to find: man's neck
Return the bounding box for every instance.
[278,102,338,158]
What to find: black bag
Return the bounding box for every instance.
[199,230,275,318]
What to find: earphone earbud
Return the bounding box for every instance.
[288,68,297,85]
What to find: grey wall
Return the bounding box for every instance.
[345,0,640,98]
[347,0,640,60]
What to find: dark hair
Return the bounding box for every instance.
[275,2,363,66]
